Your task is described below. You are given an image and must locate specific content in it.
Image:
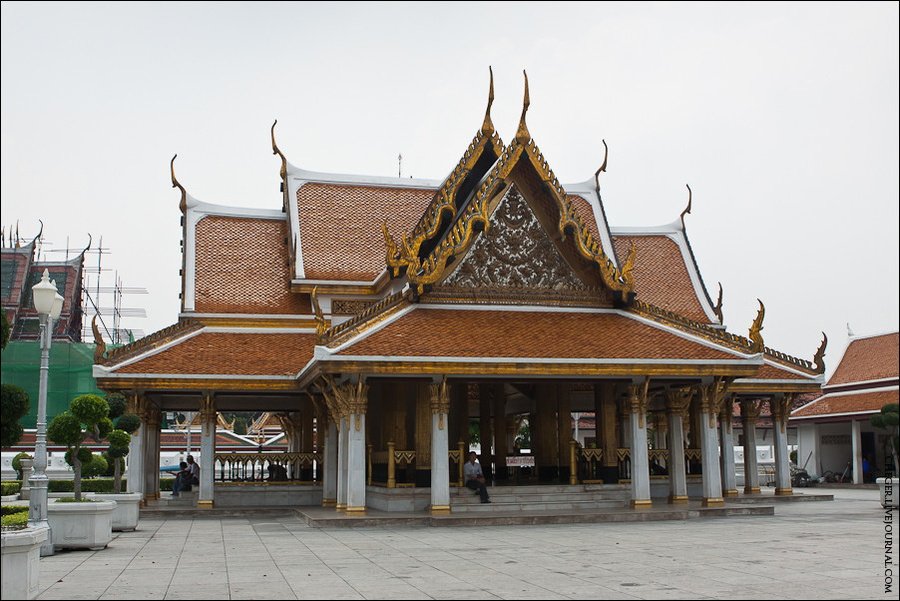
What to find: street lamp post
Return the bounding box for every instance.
[28,269,64,556]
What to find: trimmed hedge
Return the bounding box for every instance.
[1,512,28,528]
[1,505,29,516]
[1,481,22,496]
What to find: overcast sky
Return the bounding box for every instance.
[2,1,898,378]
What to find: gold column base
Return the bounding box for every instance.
[630,499,653,509]
[667,495,689,504]
[702,497,725,507]
[345,506,366,516]
[139,499,146,508]
[151,492,160,500]
[197,500,214,509]
[430,505,451,515]
[723,489,739,498]
[322,498,337,507]
[775,488,793,496]
[744,486,761,495]
[336,503,347,512]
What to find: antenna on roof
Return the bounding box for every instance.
[398,153,402,178]
[847,323,855,337]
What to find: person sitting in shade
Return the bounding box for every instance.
[464,451,491,503]
[172,455,200,496]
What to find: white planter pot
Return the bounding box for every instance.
[47,500,117,550]
[90,493,142,531]
[1,525,49,600]
[877,477,898,508]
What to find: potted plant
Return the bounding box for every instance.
[89,394,143,531]
[2,505,48,600]
[871,402,899,508]
[45,393,125,549]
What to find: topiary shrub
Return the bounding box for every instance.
[1,383,31,448]
[109,413,139,494]
[1,505,29,516]
[12,452,33,480]
[47,394,131,500]
[1,481,23,496]
[1,512,28,528]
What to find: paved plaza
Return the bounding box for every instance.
[33,488,892,600]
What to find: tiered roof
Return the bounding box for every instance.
[95,71,825,394]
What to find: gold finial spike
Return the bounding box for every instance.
[92,315,107,364]
[171,155,187,214]
[481,67,495,135]
[312,287,327,344]
[680,184,692,229]
[271,120,287,180]
[515,70,531,144]
[713,282,724,323]
[813,332,827,373]
[749,299,765,353]
[594,139,608,190]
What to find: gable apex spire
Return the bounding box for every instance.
[481,67,495,135]
[515,70,531,144]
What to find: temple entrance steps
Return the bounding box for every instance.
[450,483,631,513]
[158,490,197,508]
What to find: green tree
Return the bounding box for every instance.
[47,394,128,500]
[871,403,899,472]
[233,417,248,435]
[1,384,31,448]
[1,307,10,350]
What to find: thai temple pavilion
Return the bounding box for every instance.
[93,72,826,515]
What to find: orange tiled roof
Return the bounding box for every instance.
[612,235,711,323]
[827,333,899,387]
[749,363,813,381]
[194,216,311,315]
[567,194,602,243]
[115,332,317,376]
[296,183,435,281]
[335,308,740,360]
[791,388,899,418]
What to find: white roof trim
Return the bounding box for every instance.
[323,303,419,355]
[825,331,899,387]
[609,227,719,323]
[824,376,900,391]
[94,326,208,376]
[790,409,882,421]
[202,327,316,335]
[318,354,758,366]
[560,179,619,268]
[760,357,824,381]
[790,384,898,417]
[94,372,297,381]
[180,312,318,320]
[287,164,441,190]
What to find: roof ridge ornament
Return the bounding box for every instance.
[680,184,692,229]
[481,67,495,135]
[271,120,287,182]
[749,299,765,353]
[713,282,724,323]
[171,155,187,214]
[813,332,827,373]
[515,70,531,144]
[594,139,608,191]
[312,287,327,344]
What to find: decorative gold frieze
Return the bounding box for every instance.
[665,388,693,421]
[199,392,216,437]
[127,393,151,423]
[769,394,794,434]
[740,399,762,425]
[429,375,450,430]
[312,287,327,344]
[697,377,731,429]
[626,379,650,428]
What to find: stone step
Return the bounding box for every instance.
[452,491,630,504]
[451,499,628,513]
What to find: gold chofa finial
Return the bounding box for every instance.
[594,139,608,190]
[813,332,827,373]
[680,184,692,228]
[515,70,531,144]
[713,282,723,323]
[749,299,765,353]
[312,287,327,344]
[271,120,287,181]
[481,67,495,135]
[171,155,187,214]
[92,315,107,364]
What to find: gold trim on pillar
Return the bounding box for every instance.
[336,503,347,511]
[345,506,367,516]
[769,395,794,434]
[429,375,450,430]
[701,497,725,507]
[630,499,653,509]
[775,488,794,496]
[196,500,214,509]
[199,392,216,437]
[723,490,739,498]
[697,378,730,429]
[322,498,337,507]
[429,505,451,515]
[626,379,650,428]
[667,495,689,504]
[744,487,761,495]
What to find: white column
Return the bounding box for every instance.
[720,405,738,498]
[699,410,724,506]
[198,401,216,508]
[630,410,652,508]
[322,421,338,507]
[667,411,688,503]
[851,419,863,485]
[771,397,793,495]
[430,411,450,514]
[797,422,820,479]
[336,418,348,511]
[127,422,145,499]
[743,418,761,494]
[346,412,367,515]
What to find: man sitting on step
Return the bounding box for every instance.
[464,451,491,503]
[172,455,200,496]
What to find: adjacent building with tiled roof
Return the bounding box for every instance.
[93,72,827,514]
[792,331,899,483]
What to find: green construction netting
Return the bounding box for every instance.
[0,341,119,428]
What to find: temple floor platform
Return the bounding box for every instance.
[138,486,833,526]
